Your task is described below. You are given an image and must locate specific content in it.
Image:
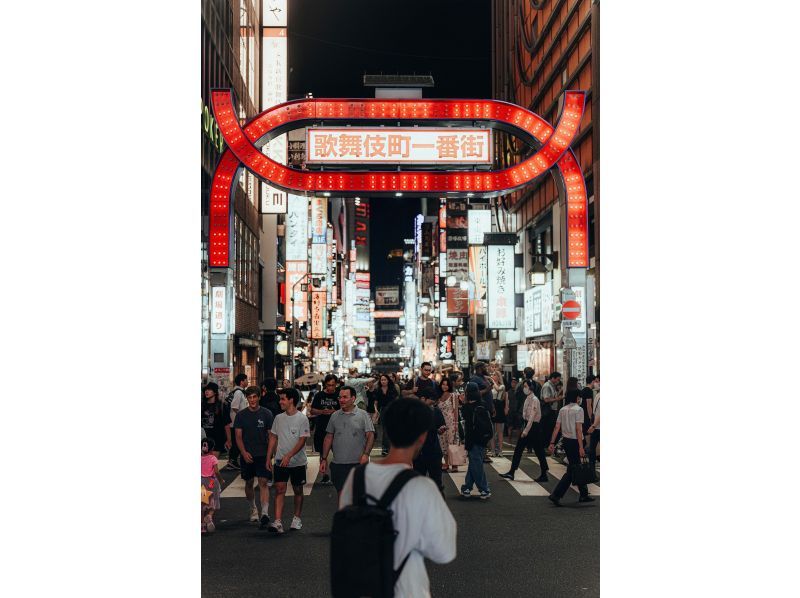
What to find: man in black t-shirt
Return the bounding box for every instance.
[233,386,275,528]
[310,374,340,484]
[402,361,439,400]
[260,378,282,418]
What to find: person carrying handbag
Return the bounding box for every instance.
[437,378,464,472]
[547,389,595,506]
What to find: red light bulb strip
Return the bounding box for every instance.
[557,149,589,269]
[208,91,588,268]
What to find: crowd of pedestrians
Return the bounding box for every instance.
[200,363,598,595]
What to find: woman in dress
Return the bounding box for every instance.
[438,377,460,472]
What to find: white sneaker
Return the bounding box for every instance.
[290,516,302,530]
[268,520,284,534]
[249,506,259,522]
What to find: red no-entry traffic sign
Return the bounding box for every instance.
[562,300,581,320]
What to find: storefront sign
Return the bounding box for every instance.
[260,26,288,214]
[486,244,515,329]
[446,287,469,318]
[455,335,469,365]
[438,333,454,360]
[525,283,553,338]
[211,286,226,334]
[516,344,529,370]
[310,290,327,339]
[446,248,469,282]
[311,197,327,243]
[285,260,307,322]
[307,128,492,164]
[375,286,399,306]
[446,200,468,248]
[285,194,308,261]
[311,243,327,275]
[468,210,492,245]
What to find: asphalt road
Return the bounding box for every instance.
[202,449,599,597]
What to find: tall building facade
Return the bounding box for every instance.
[201,0,264,387]
[492,0,600,378]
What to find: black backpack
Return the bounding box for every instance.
[330,465,419,598]
[471,404,494,445]
[221,388,237,424]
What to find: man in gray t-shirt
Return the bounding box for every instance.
[319,386,375,494]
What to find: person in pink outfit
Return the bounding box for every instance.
[201,438,224,533]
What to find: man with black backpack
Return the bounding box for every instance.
[459,381,493,499]
[333,398,456,598]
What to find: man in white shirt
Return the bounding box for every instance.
[266,387,310,534]
[540,371,562,452]
[548,391,594,505]
[338,398,457,598]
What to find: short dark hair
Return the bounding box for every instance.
[586,374,598,384]
[262,377,277,391]
[244,385,261,397]
[323,374,338,385]
[523,367,534,378]
[465,382,481,403]
[280,387,301,406]
[565,389,580,404]
[235,373,248,385]
[339,385,356,398]
[549,371,562,380]
[420,361,432,370]
[381,398,433,448]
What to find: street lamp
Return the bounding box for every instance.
[530,261,548,286]
[446,275,457,287]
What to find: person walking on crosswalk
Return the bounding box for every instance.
[460,382,493,499]
[499,379,549,482]
[233,385,276,526]
[319,386,376,496]
[266,387,310,534]
[547,390,594,506]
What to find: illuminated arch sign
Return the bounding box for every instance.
[209,90,588,269]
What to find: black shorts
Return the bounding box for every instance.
[273,464,307,487]
[240,455,272,481]
[330,462,359,492]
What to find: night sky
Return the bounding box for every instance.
[288,0,492,287]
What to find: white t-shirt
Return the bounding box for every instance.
[557,403,585,439]
[229,387,247,425]
[270,411,311,467]
[339,463,457,598]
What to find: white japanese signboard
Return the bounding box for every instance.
[311,243,327,275]
[468,210,492,245]
[306,128,492,164]
[524,283,553,338]
[455,335,469,365]
[261,27,288,214]
[285,194,308,261]
[211,286,226,334]
[486,244,515,329]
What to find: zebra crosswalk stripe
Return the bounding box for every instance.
[487,457,550,496]
[219,455,322,498]
[532,456,600,496]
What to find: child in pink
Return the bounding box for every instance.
[201,438,223,533]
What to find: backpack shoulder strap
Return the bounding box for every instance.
[376,468,419,510]
[353,463,369,507]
